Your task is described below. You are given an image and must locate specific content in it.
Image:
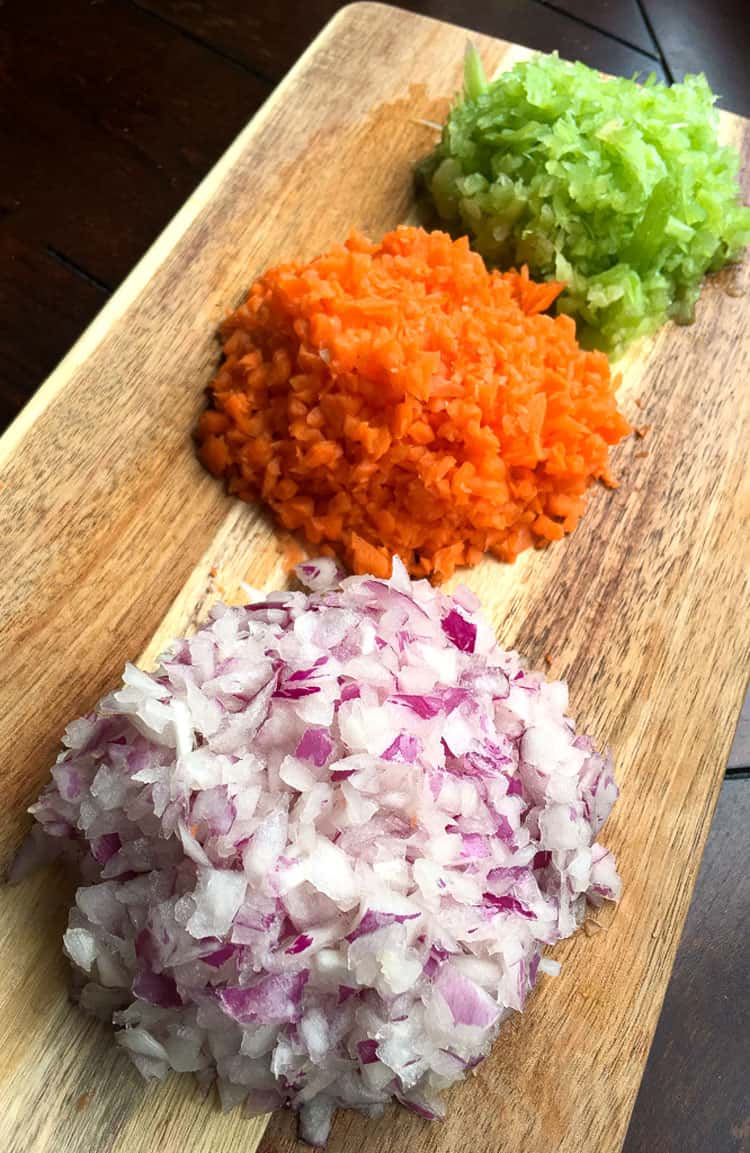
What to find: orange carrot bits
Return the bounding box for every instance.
[196,227,629,582]
[199,435,230,476]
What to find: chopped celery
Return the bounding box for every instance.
[417,52,750,354]
[463,41,488,102]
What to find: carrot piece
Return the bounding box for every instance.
[279,535,306,572]
[198,410,230,436]
[350,533,391,578]
[533,514,566,541]
[199,435,230,476]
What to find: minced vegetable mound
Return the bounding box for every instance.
[418,50,750,354]
[197,227,630,582]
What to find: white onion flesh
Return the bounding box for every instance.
[21,558,620,1144]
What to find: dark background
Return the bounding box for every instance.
[1,2,748,1150]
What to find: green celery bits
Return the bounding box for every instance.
[418,46,750,354]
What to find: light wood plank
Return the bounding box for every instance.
[1,6,748,1153]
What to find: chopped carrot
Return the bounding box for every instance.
[196,227,630,581]
[199,433,231,476]
[279,534,306,572]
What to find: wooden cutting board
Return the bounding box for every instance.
[1,5,748,1152]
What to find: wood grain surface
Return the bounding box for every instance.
[0,5,748,1153]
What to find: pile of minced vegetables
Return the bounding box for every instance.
[15,42,748,1152]
[198,227,629,581]
[20,560,621,1146]
[198,50,747,578]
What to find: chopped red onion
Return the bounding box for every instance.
[441,609,477,654]
[18,557,620,1145]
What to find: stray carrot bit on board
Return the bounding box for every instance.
[279,535,306,573]
[197,227,630,582]
[634,424,652,439]
[209,565,218,578]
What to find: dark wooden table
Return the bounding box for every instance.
[1,2,748,1150]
